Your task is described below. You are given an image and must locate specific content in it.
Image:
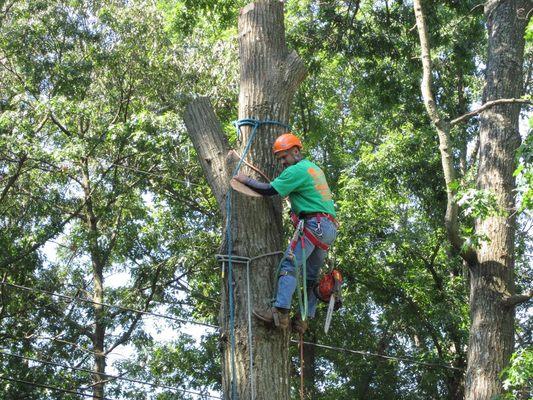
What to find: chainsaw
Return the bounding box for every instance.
[314,269,343,334]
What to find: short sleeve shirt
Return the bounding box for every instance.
[271,159,336,217]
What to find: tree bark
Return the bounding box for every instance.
[184,1,306,399]
[466,2,529,399]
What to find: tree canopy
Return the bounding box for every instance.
[1,1,531,399]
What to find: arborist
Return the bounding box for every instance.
[234,133,339,334]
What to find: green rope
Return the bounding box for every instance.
[294,233,308,321]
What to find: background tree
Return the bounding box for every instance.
[0,0,224,398]
[413,0,532,398]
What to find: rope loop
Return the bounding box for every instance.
[233,118,291,143]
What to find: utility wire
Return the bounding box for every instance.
[1,281,218,329]
[1,282,462,371]
[0,350,222,399]
[291,340,464,371]
[2,335,130,361]
[0,375,113,400]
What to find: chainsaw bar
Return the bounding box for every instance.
[324,294,336,334]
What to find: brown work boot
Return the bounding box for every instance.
[253,307,289,330]
[291,314,308,335]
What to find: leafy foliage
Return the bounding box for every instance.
[0,0,530,399]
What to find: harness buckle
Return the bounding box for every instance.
[297,219,305,234]
[316,220,323,238]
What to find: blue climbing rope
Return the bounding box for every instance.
[225,118,290,399]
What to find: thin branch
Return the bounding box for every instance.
[35,115,49,133]
[502,291,533,308]
[450,98,532,126]
[49,112,73,136]
[0,153,27,204]
[106,261,163,354]
[413,0,477,264]
[1,1,16,20]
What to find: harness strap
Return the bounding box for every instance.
[278,270,296,278]
[290,212,330,251]
[301,212,339,228]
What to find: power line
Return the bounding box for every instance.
[291,340,464,371]
[1,281,218,329]
[0,349,222,399]
[0,375,113,400]
[2,335,130,361]
[2,282,462,371]
[109,162,204,188]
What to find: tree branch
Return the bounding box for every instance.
[49,112,73,137]
[502,291,533,308]
[0,153,27,204]
[282,50,308,98]
[413,0,477,264]
[35,115,48,133]
[450,98,532,126]
[106,261,163,354]
[183,97,232,208]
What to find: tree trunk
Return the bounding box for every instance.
[301,329,317,399]
[92,264,106,400]
[82,159,107,400]
[466,1,528,399]
[184,1,306,399]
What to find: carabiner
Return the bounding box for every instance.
[297,219,305,235]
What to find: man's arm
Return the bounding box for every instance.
[234,174,278,196]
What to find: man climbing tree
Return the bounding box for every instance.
[234,133,339,333]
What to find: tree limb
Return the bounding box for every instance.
[35,115,48,133]
[413,0,477,264]
[106,261,163,354]
[0,153,27,204]
[183,97,231,208]
[450,98,532,126]
[502,291,533,308]
[49,112,73,137]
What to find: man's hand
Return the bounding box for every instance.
[234,174,250,184]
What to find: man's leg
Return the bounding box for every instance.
[305,246,328,318]
[254,234,316,329]
[294,216,338,333]
[274,237,315,311]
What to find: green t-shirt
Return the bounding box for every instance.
[271,159,336,217]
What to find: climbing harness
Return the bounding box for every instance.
[271,218,309,323]
[223,117,290,400]
[290,212,338,251]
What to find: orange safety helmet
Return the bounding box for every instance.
[272,133,303,154]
